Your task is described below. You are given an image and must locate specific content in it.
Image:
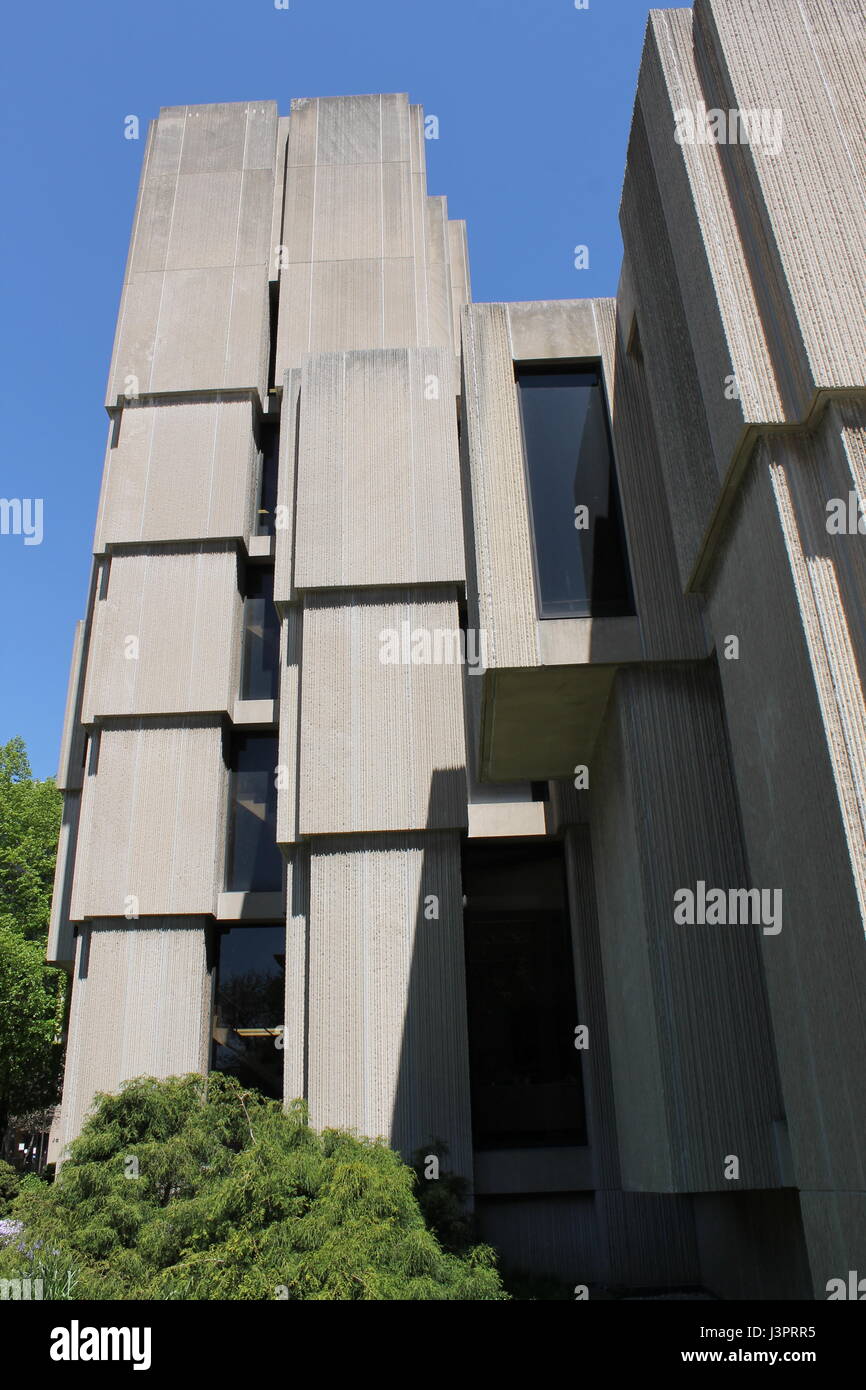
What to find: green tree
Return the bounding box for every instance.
[0,736,62,941]
[0,1074,508,1301]
[0,736,65,1132]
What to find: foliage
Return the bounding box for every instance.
[0,928,66,1132]
[0,1159,21,1215]
[0,736,62,943]
[0,1074,508,1301]
[0,736,65,1131]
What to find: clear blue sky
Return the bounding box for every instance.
[0,0,653,777]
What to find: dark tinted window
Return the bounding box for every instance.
[240,567,279,701]
[516,365,633,618]
[462,839,586,1149]
[257,422,279,536]
[212,925,284,1098]
[226,735,283,892]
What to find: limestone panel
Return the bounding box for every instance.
[81,545,242,721]
[298,591,467,835]
[94,398,258,549]
[58,919,211,1153]
[306,831,472,1178]
[105,102,277,407]
[70,718,228,920]
[293,348,464,589]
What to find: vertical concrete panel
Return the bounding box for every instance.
[70,719,228,919]
[307,832,472,1178]
[293,348,463,589]
[298,592,467,835]
[94,399,258,549]
[461,304,538,669]
[58,919,211,1153]
[282,846,309,1106]
[106,102,277,406]
[82,545,242,720]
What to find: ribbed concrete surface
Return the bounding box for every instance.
[299,590,467,835]
[105,102,277,406]
[707,442,866,1196]
[70,718,228,919]
[276,609,302,845]
[293,348,464,589]
[59,920,211,1155]
[306,832,472,1177]
[56,620,86,790]
[275,94,465,372]
[282,846,309,1106]
[47,792,80,965]
[695,0,866,395]
[461,303,539,669]
[94,399,258,549]
[273,368,301,607]
[591,664,783,1193]
[81,545,242,720]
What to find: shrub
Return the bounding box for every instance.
[0,1074,507,1301]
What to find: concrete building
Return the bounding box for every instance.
[48,0,865,1298]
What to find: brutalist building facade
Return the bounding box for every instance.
[48,0,865,1299]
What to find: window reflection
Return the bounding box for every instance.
[516,364,634,618]
[226,734,283,892]
[240,567,279,702]
[212,924,285,1099]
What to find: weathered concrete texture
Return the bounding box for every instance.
[290,348,463,592]
[706,445,866,1198]
[275,95,466,372]
[94,398,259,550]
[590,663,784,1193]
[105,102,277,407]
[461,303,540,670]
[58,919,211,1156]
[298,590,468,835]
[70,718,228,920]
[272,368,301,607]
[282,845,308,1107]
[56,620,87,791]
[306,831,472,1180]
[81,545,242,721]
[47,791,80,966]
[694,0,866,397]
[275,608,302,846]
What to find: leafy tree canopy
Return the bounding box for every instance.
[0,736,62,942]
[1,1074,508,1301]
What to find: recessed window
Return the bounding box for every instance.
[462,839,587,1150]
[257,422,279,536]
[212,924,285,1099]
[516,363,634,619]
[240,567,279,701]
[226,734,283,892]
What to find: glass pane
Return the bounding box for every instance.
[212,925,285,1099]
[256,423,279,536]
[240,567,279,701]
[226,735,283,892]
[463,840,587,1150]
[517,366,633,618]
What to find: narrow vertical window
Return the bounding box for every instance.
[240,567,279,701]
[257,422,279,536]
[212,924,285,1099]
[516,364,633,618]
[226,734,283,892]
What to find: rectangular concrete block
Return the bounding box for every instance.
[58,919,211,1154]
[298,591,468,835]
[70,718,229,920]
[81,544,242,721]
[306,831,472,1177]
[293,348,464,589]
[94,398,258,549]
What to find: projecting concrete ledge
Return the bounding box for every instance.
[216,891,285,921]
